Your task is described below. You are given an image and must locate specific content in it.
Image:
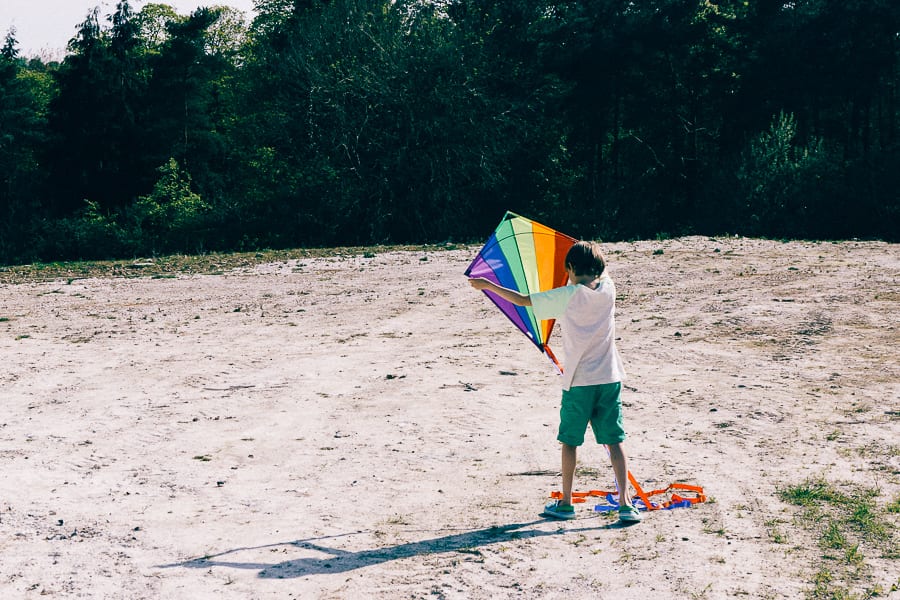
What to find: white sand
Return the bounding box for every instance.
[1,237,898,598]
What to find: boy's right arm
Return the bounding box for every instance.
[468,277,532,307]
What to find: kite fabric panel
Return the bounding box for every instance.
[465,212,576,371]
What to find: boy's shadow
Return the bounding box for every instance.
[159,518,635,578]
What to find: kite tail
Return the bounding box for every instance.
[550,481,706,511]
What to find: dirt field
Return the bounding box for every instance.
[1,237,898,599]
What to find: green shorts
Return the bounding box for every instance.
[557,382,626,446]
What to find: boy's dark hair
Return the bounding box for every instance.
[565,241,606,277]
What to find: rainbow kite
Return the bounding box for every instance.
[465,212,576,371]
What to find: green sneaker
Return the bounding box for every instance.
[618,505,642,522]
[543,500,576,520]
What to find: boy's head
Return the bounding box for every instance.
[565,240,606,278]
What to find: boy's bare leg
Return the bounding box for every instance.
[606,442,634,507]
[561,443,577,505]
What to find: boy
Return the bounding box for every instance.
[468,240,641,523]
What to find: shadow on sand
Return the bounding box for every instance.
[158,517,637,579]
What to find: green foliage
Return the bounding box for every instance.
[888,496,900,514]
[136,3,183,53]
[32,200,126,261]
[2,28,18,60]
[0,42,49,261]
[779,478,898,599]
[45,3,151,214]
[780,476,851,507]
[130,158,210,254]
[70,200,126,256]
[1,0,899,265]
[737,112,843,238]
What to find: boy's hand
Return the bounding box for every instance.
[468,277,492,291]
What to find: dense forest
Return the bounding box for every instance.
[1,0,898,263]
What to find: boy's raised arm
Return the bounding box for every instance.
[468,277,532,307]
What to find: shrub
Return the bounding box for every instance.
[128,158,210,254]
[736,112,842,238]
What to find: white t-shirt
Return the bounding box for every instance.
[530,276,625,391]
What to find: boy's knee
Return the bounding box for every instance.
[557,433,584,447]
[606,442,627,458]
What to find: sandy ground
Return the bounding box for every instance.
[1,237,898,599]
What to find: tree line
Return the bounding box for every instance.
[1,0,898,264]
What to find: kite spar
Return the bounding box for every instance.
[465,212,576,372]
